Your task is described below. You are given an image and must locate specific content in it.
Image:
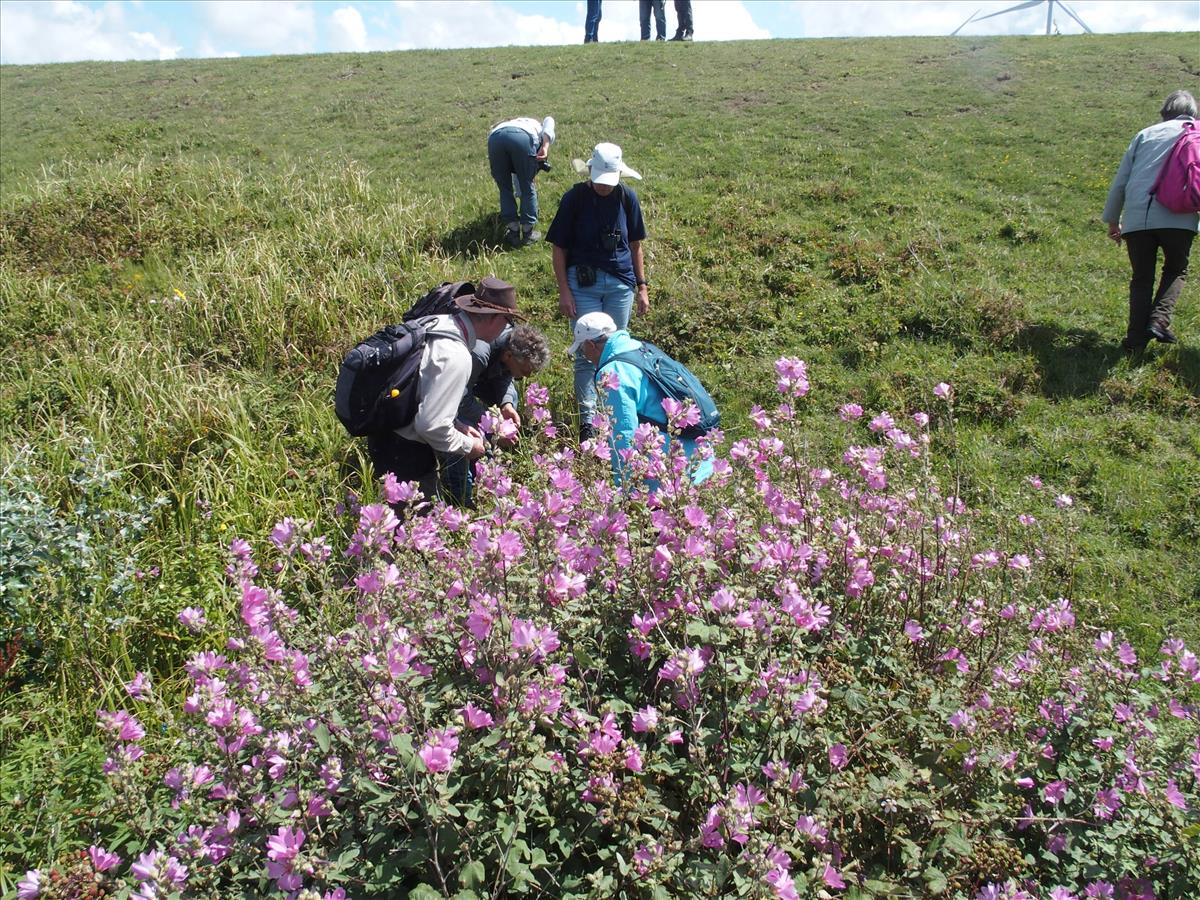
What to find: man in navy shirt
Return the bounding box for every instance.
[547,142,651,439]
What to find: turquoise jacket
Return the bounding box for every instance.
[596,330,714,487]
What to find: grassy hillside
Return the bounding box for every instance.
[1,33,1198,881]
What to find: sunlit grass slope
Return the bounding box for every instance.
[0,38,1197,873]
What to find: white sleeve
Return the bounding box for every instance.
[541,116,556,145]
[411,339,474,456]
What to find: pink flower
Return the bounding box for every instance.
[1044,780,1068,804]
[511,618,560,662]
[933,382,952,399]
[632,706,659,733]
[88,845,121,872]
[838,403,864,421]
[828,743,848,770]
[903,620,926,643]
[823,864,846,888]
[124,672,152,700]
[1165,779,1188,811]
[17,870,41,899]
[97,709,145,742]
[418,727,460,773]
[178,606,207,632]
[868,412,894,433]
[624,745,643,772]
[461,703,494,729]
[1054,493,1073,508]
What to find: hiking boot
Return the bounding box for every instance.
[1120,336,1148,353]
[1147,323,1178,344]
[503,226,521,246]
[681,31,693,41]
[521,228,542,245]
[668,31,684,41]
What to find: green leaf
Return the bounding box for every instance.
[530,755,553,772]
[460,860,486,889]
[409,885,444,900]
[313,722,331,753]
[941,823,972,857]
[573,643,597,670]
[923,866,948,894]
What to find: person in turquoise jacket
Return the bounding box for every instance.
[567,312,713,488]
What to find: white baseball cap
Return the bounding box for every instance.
[567,311,617,356]
[583,142,642,186]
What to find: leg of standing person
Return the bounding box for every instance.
[1122,231,1157,350]
[488,128,521,243]
[639,0,651,40]
[571,269,634,434]
[671,0,693,40]
[653,0,667,39]
[516,132,541,242]
[585,0,602,43]
[1147,228,1194,342]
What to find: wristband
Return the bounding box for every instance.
[636,279,648,287]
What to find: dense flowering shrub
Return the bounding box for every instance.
[23,362,1199,898]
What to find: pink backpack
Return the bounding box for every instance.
[1150,120,1200,214]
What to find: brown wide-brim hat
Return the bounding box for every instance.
[455,276,526,321]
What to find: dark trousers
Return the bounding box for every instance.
[1123,228,1194,345]
[584,0,601,42]
[673,0,693,35]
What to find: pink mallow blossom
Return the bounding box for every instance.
[418,728,460,773]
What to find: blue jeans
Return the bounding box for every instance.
[570,266,634,424]
[487,127,539,229]
[640,0,665,39]
[584,0,601,42]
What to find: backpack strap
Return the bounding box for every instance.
[602,346,670,430]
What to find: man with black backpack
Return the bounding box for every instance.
[358,277,525,502]
[568,311,716,489]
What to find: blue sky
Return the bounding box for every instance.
[1,1,1196,65]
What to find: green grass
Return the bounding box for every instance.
[1,32,1199,880]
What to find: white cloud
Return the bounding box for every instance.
[330,6,369,51]
[196,0,317,54]
[0,0,181,64]
[789,1,1199,37]
[389,1,579,50]
[130,29,182,60]
[693,1,772,41]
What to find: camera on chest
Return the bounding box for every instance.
[600,229,621,253]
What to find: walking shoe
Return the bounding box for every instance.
[503,226,521,247]
[681,31,693,41]
[521,229,542,245]
[1147,323,1178,344]
[1120,336,1147,352]
[669,31,684,41]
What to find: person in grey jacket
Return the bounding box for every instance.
[367,278,524,503]
[1102,89,1199,349]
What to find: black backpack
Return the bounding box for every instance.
[608,343,720,440]
[403,280,475,321]
[334,282,475,437]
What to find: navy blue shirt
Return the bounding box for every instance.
[546,182,647,288]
